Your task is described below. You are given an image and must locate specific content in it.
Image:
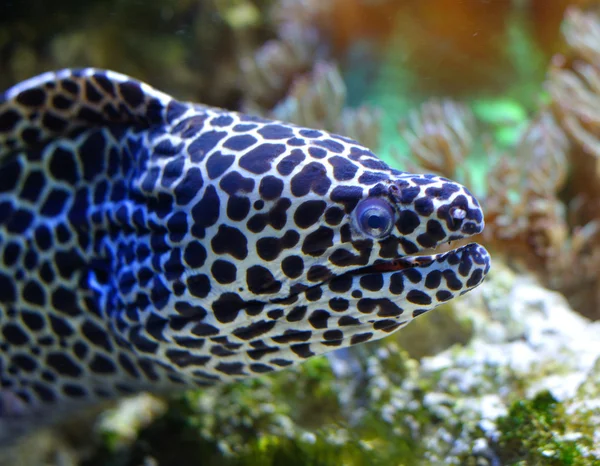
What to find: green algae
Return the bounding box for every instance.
[497,391,597,466]
[88,353,422,466]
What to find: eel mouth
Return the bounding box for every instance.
[356,255,435,274]
[345,242,490,278]
[348,249,440,276]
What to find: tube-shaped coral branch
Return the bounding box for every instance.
[562,7,600,67]
[398,99,476,186]
[272,61,381,147]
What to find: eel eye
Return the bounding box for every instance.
[354,198,395,239]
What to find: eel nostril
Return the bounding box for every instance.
[449,206,466,227]
[449,206,466,221]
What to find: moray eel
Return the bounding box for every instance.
[0,69,491,443]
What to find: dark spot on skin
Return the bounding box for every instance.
[377,301,403,317]
[167,211,189,243]
[359,172,388,185]
[0,109,21,132]
[373,320,402,332]
[466,269,484,288]
[307,265,331,282]
[240,143,286,174]
[191,185,220,238]
[290,343,315,359]
[330,185,362,213]
[436,290,453,301]
[233,123,257,132]
[211,260,237,284]
[406,289,432,305]
[299,129,322,138]
[290,162,331,197]
[216,362,246,376]
[46,353,82,377]
[6,208,34,233]
[294,200,327,229]
[3,324,29,345]
[324,206,344,226]
[301,226,334,257]
[308,310,330,329]
[314,139,344,153]
[247,266,281,294]
[174,167,203,205]
[227,196,251,221]
[272,331,311,344]
[187,274,211,298]
[219,171,255,196]
[403,269,422,284]
[329,274,352,293]
[211,293,246,324]
[161,156,185,187]
[191,322,220,336]
[119,81,145,107]
[397,210,420,235]
[258,124,294,140]
[206,151,235,179]
[329,298,349,312]
[277,149,305,176]
[211,225,248,260]
[305,287,322,302]
[286,306,307,322]
[0,158,21,194]
[308,147,327,159]
[281,255,304,279]
[232,320,277,340]
[259,176,284,200]
[443,270,463,290]
[0,273,16,303]
[81,320,113,352]
[425,270,442,289]
[79,131,106,182]
[211,115,234,126]
[166,350,210,368]
[16,87,46,107]
[256,237,282,261]
[23,281,45,306]
[350,333,373,345]
[49,147,79,185]
[359,274,384,292]
[89,354,117,374]
[328,156,358,181]
[188,131,227,163]
[250,364,274,373]
[223,134,257,151]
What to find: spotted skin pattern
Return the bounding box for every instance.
[0,69,491,443]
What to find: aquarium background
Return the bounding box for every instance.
[1,0,599,465]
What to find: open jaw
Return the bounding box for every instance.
[262,242,492,348]
[312,242,492,334]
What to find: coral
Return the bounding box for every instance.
[270,61,381,148]
[240,21,322,112]
[239,0,331,112]
[397,99,476,188]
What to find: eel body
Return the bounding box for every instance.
[0,69,491,443]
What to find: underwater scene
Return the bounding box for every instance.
[0,0,599,464]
